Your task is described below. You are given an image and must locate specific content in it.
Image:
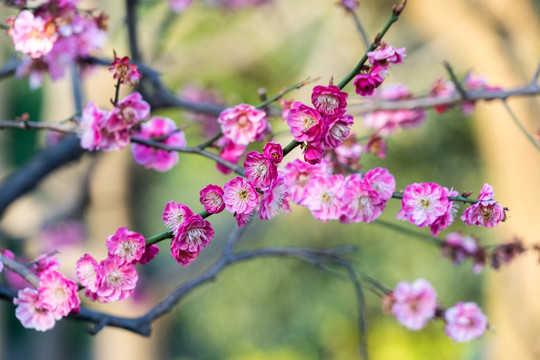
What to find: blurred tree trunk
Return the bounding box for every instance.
[407,0,540,358]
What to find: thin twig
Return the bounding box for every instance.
[501,99,540,151]
[0,253,39,288]
[443,61,468,100]
[348,9,370,50]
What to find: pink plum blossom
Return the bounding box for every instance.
[7,10,58,59]
[200,184,225,214]
[162,201,194,236]
[109,55,141,86]
[354,66,385,97]
[106,92,150,132]
[14,288,57,332]
[76,254,100,294]
[302,143,325,165]
[131,116,187,172]
[321,114,354,150]
[311,85,348,116]
[106,227,146,265]
[139,245,160,265]
[287,102,324,143]
[258,175,289,220]
[38,270,80,317]
[31,254,61,276]
[363,167,396,201]
[283,159,329,204]
[96,258,138,303]
[397,182,450,228]
[429,188,459,236]
[263,141,283,164]
[302,174,345,222]
[367,44,406,67]
[444,302,488,342]
[172,214,214,253]
[218,104,267,146]
[391,279,438,330]
[215,138,247,175]
[223,176,259,217]
[334,135,363,170]
[461,183,506,228]
[78,101,107,151]
[340,173,385,224]
[170,247,200,266]
[244,151,278,190]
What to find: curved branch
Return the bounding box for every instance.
[0,136,86,218]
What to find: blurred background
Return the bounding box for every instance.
[0,0,539,359]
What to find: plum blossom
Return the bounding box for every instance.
[96,258,138,303]
[444,302,488,342]
[354,66,385,97]
[391,279,438,330]
[263,141,283,164]
[321,114,354,150]
[397,182,450,228]
[76,254,100,295]
[106,227,146,265]
[170,247,200,266]
[200,184,225,214]
[109,55,141,86]
[258,175,289,220]
[283,159,329,204]
[223,176,259,218]
[14,288,57,332]
[31,254,61,276]
[311,85,348,116]
[131,116,187,172]
[162,201,194,236]
[244,151,278,190]
[367,44,406,67]
[139,245,160,265]
[215,138,247,175]
[38,270,80,318]
[429,188,459,236]
[172,215,214,253]
[429,78,456,114]
[302,174,345,222]
[340,173,384,224]
[287,102,324,143]
[461,183,506,228]
[218,104,266,146]
[7,10,58,59]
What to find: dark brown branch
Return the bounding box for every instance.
[0,136,86,218]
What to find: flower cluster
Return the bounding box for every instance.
[396,182,459,236]
[363,83,427,136]
[385,279,488,342]
[11,253,80,332]
[76,227,154,303]
[8,1,107,88]
[287,84,353,164]
[78,92,150,151]
[283,161,395,223]
[442,233,526,273]
[162,202,215,265]
[131,116,187,172]
[353,43,406,97]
